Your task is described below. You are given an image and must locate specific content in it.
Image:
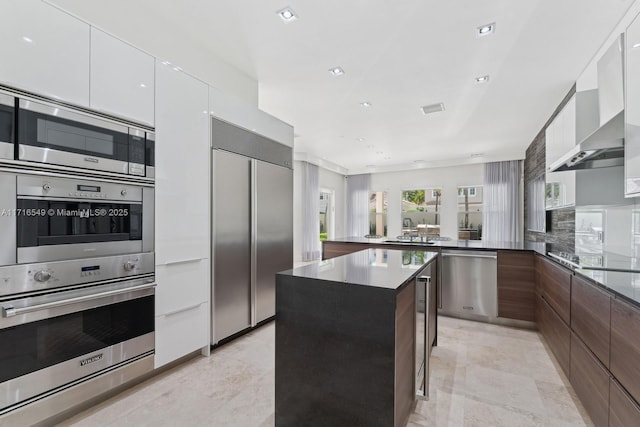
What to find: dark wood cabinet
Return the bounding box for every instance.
[538,256,572,324]
[538,296,571,377]
[610,377,640,427]
[570,275,611,368]
[611,297,640,405]
[570,332,610,427]
[497,251,536,321]
[322,242,371,259]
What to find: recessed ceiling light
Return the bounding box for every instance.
[421,103,445,115]
[475,75,490,83]
[172,66,182,72]
[633,43,640,49]
[161,60,171,66]
[477,23,495,37]
[357,137,366,142]
[22,36,33,43]
[277,7,298,22]
[360,101,372,108]
[139,83,147,88]
[470,153,484,158]
[329,67,345,76]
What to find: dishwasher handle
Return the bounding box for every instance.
[441,253,497,260]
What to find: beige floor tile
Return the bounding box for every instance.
[57,317,593,427]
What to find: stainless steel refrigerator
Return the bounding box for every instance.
[211,118,293,345]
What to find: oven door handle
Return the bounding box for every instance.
[2,283,156,318]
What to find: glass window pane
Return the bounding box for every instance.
[457,186,483,240]
[401,188,442,238]
[369,191,387,237]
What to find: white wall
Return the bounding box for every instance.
[370,164,484,239]
[46,0,258,105]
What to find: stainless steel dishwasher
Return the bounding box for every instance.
[440,250,497,321]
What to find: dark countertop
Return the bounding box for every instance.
[325,236,548,254]
[324,237,640,308]
[280,248,437,291]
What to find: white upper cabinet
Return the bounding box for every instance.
[0,0,90,106]
[90,28,155,126]
[625,12,640,196]
[546,96,577,208]
[155,61,209,265]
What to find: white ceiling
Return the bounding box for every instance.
[51,0,636,174]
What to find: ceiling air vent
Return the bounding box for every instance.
[421,103,445,115]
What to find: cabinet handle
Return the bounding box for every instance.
[442,253,497,260]
[164,257,206,266]
[164,303,202,317]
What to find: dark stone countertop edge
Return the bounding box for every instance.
[280,249,438,293]
[323,238,640,309]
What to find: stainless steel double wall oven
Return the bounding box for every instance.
[0,85,156,425]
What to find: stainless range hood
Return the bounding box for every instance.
[549,34,624,172]
[549,111,624,172]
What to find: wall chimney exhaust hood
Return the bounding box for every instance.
[549,34,624,172]
[549,111,624,172]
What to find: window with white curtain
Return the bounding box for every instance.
[346,174,370,237]
[301,162,320,261]
[526,175,545,232]
[482,160,522,242]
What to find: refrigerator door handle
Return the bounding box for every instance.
[250,159,257,327]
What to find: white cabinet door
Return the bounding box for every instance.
[625,12,640,196]
[90,28,154,125]
[155,258,210,316]
[546,96,577,208]
[155,301,209,368]
[0,0,90,106]
[155,61,210,265]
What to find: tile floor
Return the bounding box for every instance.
[56,316,593,427]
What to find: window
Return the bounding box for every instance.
[369,191,387,237]
[457,186,483,240]
[401,188,442,237]
[319,191,330,241]
[458,187,476,197]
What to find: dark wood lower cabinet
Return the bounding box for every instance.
[570,332,610,427]
[538,256,572,324]
[322,242,371,260]
[571,275,611,368]
[610,377,640,427]
[611,297,640,405]
[538,297,570,377]
[497,251,536,321]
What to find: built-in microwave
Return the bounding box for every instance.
[0,92,15,161]
[17,98,154,178]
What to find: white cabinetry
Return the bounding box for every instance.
[154,61,210,368]
[90,28,155,126]
[546,95,577,208]
[209,86,293,147]
[625,12,640,196]
[0,0,90,106]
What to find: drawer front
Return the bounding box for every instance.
[539,297,570,377]
[571,275,611,368]
[610,377,640,427]
[155,301,209,368]
[539,257,571,324]
[155,258,210,316]
[570,332,610,427]
[497,251,536,321]
[611,297,640,404]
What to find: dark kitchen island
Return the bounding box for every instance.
[275,248,437,427]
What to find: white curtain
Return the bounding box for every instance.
[301,162,320,261]
[483,160,522,242]
[346,174,370,237]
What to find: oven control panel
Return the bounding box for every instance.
[0,252,154,298]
